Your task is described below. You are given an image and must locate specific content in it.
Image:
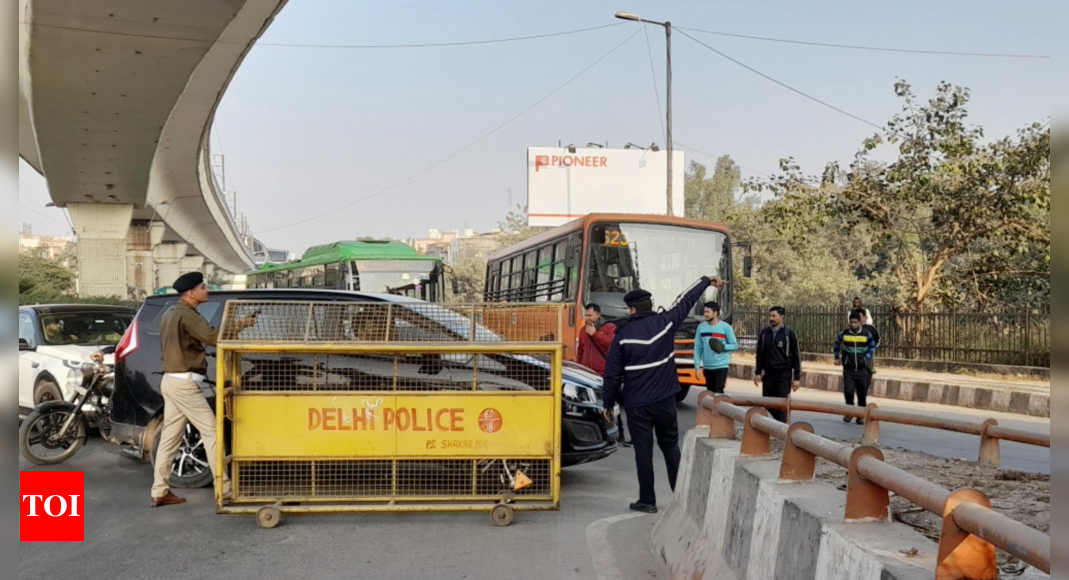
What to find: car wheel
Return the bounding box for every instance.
[34,378,64,405]
[150,423,214,489]
[675,385,691,403]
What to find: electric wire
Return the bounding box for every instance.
[676,29,884,131]
[19,203,70,227]
[678,26,1049,59]
[258,28,644,234]
[22,20,625,49]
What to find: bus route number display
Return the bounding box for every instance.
[602,230,629,247]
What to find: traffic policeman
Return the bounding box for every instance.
[150,272,256,507]
[602,276,727,513]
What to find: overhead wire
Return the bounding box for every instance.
[671,142,770,178]
[677,26,1050,59]
[21,20,626,49]
[258,28,645,234]
[676,29,884,131]
[19,203,71,227]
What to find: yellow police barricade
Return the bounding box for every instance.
[213,301,565,528]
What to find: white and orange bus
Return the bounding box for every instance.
[484,213,748,399]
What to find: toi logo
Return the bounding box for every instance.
[20,471,85,542]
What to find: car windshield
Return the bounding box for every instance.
[585,222,730,321]
[38,312,133,346]
[395,303,503,343]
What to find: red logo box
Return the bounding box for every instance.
[20,471,85,542]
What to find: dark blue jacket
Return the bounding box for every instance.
[602,277,711,410]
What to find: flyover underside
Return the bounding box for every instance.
[20,0,288,294]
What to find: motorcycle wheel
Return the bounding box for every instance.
[19,402,88,466]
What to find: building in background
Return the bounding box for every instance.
[449,232,502,265]
[19,228,74,261]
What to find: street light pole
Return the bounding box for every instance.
[616,11,674,216]
[665,21,673,217]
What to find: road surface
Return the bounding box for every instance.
[18,377,1049,580]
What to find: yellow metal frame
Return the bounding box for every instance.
[214,303,563,521]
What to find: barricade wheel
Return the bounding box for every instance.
[256,506,282,529]
[491,504,514,527]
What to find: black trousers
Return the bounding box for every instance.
[702,368,730,394]
[626,396,681,506]
[843,368,873,407]
[761,369,794,423]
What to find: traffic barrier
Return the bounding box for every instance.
[704,393,1050,469]
[213,301,563,528]
[695,393,1051,577]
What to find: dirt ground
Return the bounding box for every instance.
[799,439,1050,577]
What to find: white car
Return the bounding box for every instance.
[18,305,135,417]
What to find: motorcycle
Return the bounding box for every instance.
[19,352,114,465]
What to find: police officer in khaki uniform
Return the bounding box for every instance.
[150,272,257,507]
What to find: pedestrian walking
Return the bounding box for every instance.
[576,304,629,446]
[603,276,728,513]
[150,272,257,507]
[834,311,877,425]
[753,306,802,423]
[694,302,738,395]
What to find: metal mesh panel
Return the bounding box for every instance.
[232,351,552,393]
[219,301,567,344]
[234,459,552,501]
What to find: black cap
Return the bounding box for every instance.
[623,289,652,306]
[173,272,205,294]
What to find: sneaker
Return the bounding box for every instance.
[619,440,633,448]
[629,502,658,514]
[856,418,866,426]
[843,415,852,423]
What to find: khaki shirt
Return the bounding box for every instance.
[160,302,218,374]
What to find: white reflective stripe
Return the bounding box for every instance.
[624,353,676,372]
[619,322,674,346]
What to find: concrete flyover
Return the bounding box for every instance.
[18,0,290,296]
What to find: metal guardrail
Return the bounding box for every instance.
[696,393,1051,577]
[713,394,1050,469]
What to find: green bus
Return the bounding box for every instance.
[246,240,447,302]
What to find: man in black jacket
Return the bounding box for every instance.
[753,306,802,423]
[603,275,727,514]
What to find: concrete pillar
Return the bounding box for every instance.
[67,203,134,298]
[153,242,188,291]
[179,255,204,276]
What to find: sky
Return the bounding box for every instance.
[18,0,1051,256]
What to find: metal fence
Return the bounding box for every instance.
[733,305,1050,368]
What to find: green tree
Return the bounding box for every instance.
[446,256,487,304]
[760,81,1050,310]
[685,156,742,222]
[19,251,75,305]
[496,205,549,249]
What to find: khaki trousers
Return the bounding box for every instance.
[151,375,230,499]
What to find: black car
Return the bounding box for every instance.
[111,290,618,488]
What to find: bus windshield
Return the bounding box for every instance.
[585,222,730,321]
[355,260,438,294]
